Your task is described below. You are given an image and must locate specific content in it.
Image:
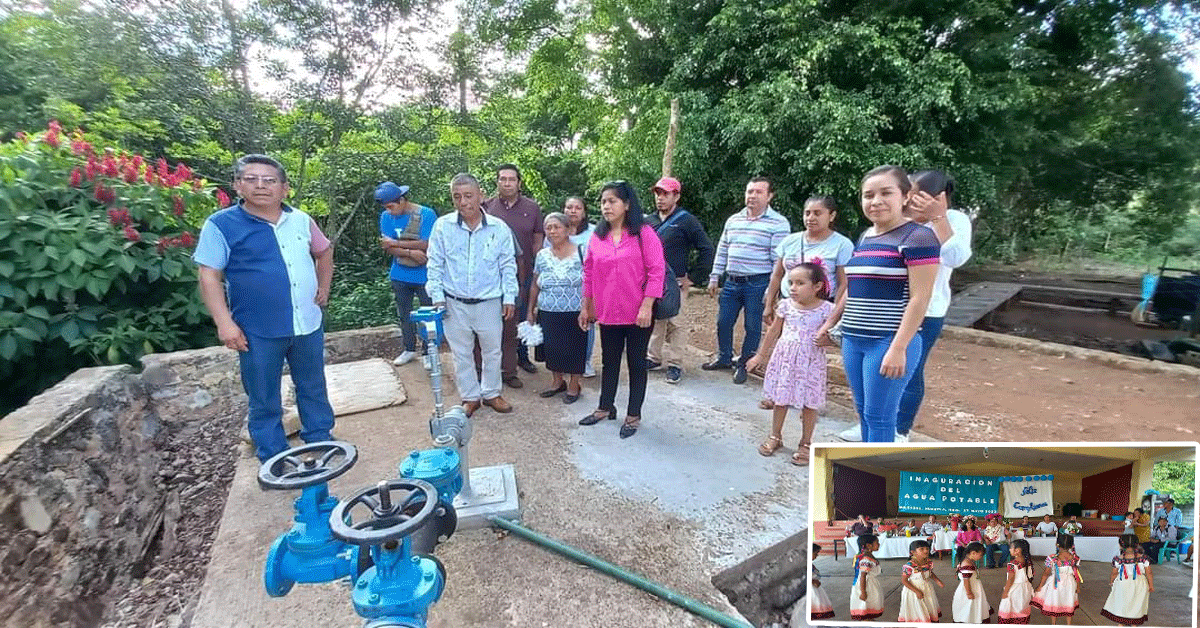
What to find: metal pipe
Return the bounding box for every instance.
[488,517,752,628]
[423,320,444,418]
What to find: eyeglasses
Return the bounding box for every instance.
[239,175,281,185]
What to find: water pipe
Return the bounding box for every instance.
[487,517,752,628]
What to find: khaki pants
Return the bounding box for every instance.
[648,289,691,368]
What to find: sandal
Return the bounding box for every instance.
[579,408,615,426]
[758,435,783,456]
[759,399,775,410]
[791,443,811,466]
[619,417,641,439]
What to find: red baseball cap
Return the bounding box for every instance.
[652,177,681,193]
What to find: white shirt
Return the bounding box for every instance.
[1035,521,1059,537]
[426,212,519,305]
[927,209,973,317]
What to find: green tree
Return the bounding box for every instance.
[1153,461,1196,506]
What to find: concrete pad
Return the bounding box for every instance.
[812,553,1194,625]
[194,356,853,627]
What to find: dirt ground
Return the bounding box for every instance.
[677,281,1200,444]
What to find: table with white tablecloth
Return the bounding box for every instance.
[844,530,957,559]
[1026,536,1121,562]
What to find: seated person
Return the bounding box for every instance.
[1035,514,1058,537]
[846,514,873,538]
[901,518,920,536]
[1061,515,1083,535]
[1141,517,1177,564]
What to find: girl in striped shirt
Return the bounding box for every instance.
[817,166,940,442]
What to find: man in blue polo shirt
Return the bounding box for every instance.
[376,181,437,367]
[194,154,336,462]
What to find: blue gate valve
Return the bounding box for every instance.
[331,479,450,628]
[258,441,360,596]
[397,448,461,554]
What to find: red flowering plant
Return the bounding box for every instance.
[0,121,223,405]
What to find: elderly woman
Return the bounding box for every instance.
[528,213,588,403]
[563,196,598,378]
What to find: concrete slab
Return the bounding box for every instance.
[812,553,1195,625]
[192,354,864,627]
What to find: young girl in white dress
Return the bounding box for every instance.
[952,542,992,623]
[1031,534,1082,624]
[1101,534,1153,626]
[810,543,835,620]
[849,534,884,620]
[898,539,944,622]
[998,538,1034,624]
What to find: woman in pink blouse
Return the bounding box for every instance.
[956,518,984,564]
[579,181,666,438]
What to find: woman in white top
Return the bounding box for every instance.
[894,170,972,441]
[563,196,597,377]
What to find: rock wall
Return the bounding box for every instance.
[0,325,403,628]
[0,366,163,628]
[712,528,808,627]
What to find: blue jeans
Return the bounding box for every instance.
[716,275,769,365]
[240,328,336,462]
[842,333,922,442]
[391,280,432,352]
[985,543,1011,568]
[896,316,945,435]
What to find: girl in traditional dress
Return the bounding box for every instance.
[849,534,884,620]
[1101,534,1153,626]
[898,539,944,622]
[952,542,992,623]
[1031,533,1082,624]
[810,543,835,620]
[998,538,1034,624]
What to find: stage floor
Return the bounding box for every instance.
[812,553,1195,625]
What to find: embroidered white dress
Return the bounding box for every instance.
[1101,554,1150,626]
[849,556,884,620]
[1031,554,1080,617]
[997,559,1034,624]
[898,561,941,622]
[811,565,834,619]
[952,563,993,623]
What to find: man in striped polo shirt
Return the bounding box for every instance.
[194,154,336,462]
[704,177,791,384]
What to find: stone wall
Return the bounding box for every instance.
[0,325,402,628]
[712,528,808,628]
[0,366,164,627]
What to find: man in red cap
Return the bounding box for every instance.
[644,177,714,384]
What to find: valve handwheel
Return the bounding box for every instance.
[330,480,439,545]
[258,441,358,490]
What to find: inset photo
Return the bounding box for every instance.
[807,443,1197,627]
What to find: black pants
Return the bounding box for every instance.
[599,323,654,418]
[391,280,432,352]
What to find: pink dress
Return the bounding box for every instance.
[762,299,832,408]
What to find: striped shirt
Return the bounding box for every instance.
[842,221,940,338]
[709,206,790,282]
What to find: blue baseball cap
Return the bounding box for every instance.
[374,182,410,204]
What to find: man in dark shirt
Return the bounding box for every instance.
[644,177,714,384]
[482,163,543,388]
[847,514,874,537]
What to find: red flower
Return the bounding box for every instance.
[15,131,27,141]
[123,226,141,242]
[172,196,185,217]
[179,231,195,248]
[103,155,118,178]
[46,130,61,148]
[174,163,192,183]
[145,168,156,185]
[132,155,144,170]
[216,189,232,207]
[69,168,83,187]
[48,120,62,133]
[157,158,169,180]
[123,164,139,184]
[94,184,116,205]
[107,207,131,227]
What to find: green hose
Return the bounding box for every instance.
[488,516,753,628]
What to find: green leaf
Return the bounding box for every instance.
[0,334,16,360]
[60,319,81,343]
[13,326,42,342]
[25,306,50,320]
[0,260,13,277]
[117,256,136,274]
[69,249,88,267]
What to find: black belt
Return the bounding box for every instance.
[727,273,771,283]
[445,293,487,305]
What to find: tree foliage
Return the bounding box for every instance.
[1153,461,1196,505]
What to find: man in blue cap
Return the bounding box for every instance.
[377,181,439,366]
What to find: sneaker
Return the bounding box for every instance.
[894,431,910,443]
[646,359,664,371]
[837,425,863,442]
[732,365,748,384]
[393,350,417,366]
[701,360,733,371]
[665,366,682,384]
[583,364,596,378]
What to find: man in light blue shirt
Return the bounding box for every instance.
[194,154,335,462]
[427,173,519,417]
[1155,498,1184,529]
